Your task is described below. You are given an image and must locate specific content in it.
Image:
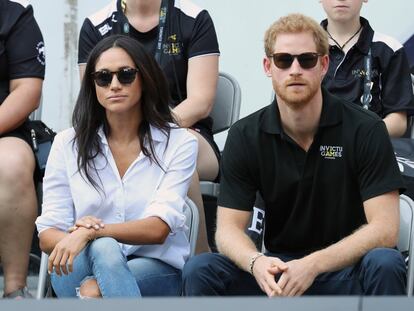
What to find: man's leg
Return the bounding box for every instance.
[182,253,263,296]
[0,137,37,296]
[303,248,406,295]
[359,248,406,295]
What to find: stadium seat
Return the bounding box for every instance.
[398,194,414,296]
[200,71,241,197]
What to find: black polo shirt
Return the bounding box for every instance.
[321,17,414,118]
[218,89,404,254]
[0,0,45,104]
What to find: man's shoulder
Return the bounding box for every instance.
[231,104,271,135]
[325,90,381,124]
[342,99,381,122]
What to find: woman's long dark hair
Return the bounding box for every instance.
[72,34,175,190]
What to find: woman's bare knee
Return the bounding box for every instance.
[79,278,101,298]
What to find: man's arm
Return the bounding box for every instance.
[0,78,42,134]
[383,111,407,137]
[276,190,400,296]
[216,206,287,296]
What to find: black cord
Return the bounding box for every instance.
[326,25,362,50]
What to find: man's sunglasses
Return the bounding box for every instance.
[92,67,139,87]
[271,52,322,69]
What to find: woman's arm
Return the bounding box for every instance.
[93,216,170,244]
[172,55,218,128]
[40,227,95,275]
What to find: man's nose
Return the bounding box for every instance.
[289,58,303,74]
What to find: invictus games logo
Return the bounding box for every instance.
[36,41,45,66]
[351,68,379,79]
[163,33,182,56]
[320,145,343,160]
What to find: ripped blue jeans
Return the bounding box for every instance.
[51,237,181,298]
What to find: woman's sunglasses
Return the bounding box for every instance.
[271,52,322,69]
[92,67,139,87]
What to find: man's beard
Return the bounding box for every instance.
[274,78,319,109]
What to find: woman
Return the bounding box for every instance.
[35,35,197,298]
[79,0,220,252]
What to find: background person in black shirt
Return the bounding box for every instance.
[320,0,414,137]
[182,13,406,296]
[78,0,221,253]
[0,0,45,298]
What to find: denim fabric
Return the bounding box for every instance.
[182,248,407,296]
[51,237,181,298]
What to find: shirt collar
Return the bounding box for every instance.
[97,124,169,146]
[321,17,373,54]
[260,88,342,135]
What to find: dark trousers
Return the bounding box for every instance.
[182,248,407,296]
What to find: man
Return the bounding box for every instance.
[182,13,407,296]
[320,0,414,137]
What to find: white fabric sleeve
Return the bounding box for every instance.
[35,132,75,234]
[142,133,198,233]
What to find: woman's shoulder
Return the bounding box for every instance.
[54,127,76,144]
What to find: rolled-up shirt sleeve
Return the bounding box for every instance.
[35,132,74,234]
[142,132,198,233]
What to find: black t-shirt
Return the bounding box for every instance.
[78,0,220,133]
[0,0,45,104]
[218,89,404,254]
[321,17,414,118]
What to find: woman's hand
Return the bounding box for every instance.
[48,227,95,276]
[68,215,105,233]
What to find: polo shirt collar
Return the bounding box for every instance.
[321,17,373,55]
[260,88,342,135]
[260,98,283,135]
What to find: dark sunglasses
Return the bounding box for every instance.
[271,52,322,69]
[92,67,139,87]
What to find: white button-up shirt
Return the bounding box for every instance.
[36,125,198,269]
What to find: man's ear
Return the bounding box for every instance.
[263,57,272,77]
[320,54,330,77]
